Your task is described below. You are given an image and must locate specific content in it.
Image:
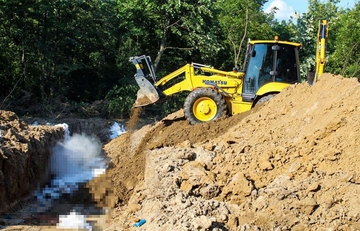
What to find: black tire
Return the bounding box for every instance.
[255,93,277,106]
[184,88,227,125]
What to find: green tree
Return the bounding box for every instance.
[112,0,226,118]
[116,0,223,72]
[0,0,39,108]
[0,0,120,107]
[291,0,343,79]
[217,0,275,69]
[152,0,222,70]
[327,3,360,78]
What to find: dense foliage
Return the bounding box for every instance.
[0,0,358,119]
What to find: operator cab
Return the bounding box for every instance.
[242,38,301,102]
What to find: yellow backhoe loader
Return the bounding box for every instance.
[129,19,328,125]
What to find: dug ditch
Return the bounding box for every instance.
[0,115,133,230]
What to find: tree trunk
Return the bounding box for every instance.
[153,19,170,72]
[235,0,249,69]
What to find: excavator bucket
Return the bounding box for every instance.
[134,75,160,107]
[130,55,162,107]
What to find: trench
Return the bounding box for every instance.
[1,119,126,230]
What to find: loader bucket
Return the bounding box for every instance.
[134,76,160,107]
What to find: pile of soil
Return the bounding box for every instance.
[103,73,360,230]
[1,73,360,230]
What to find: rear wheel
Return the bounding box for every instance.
[184,88,227,125]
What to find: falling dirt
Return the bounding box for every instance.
[1,73,360,230]
[127,107,142,131]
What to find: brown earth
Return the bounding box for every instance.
[1,73,360,230]
[0,111,64,213]
[103,73,360,230]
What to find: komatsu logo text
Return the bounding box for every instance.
[202,80,227,85]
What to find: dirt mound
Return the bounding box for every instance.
[206,74,360,229]
[104,73,360,230]
[103,106,257,205]
[0,111,64,213]
[1,73,359,230]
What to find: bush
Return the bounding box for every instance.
[106,84,138,118]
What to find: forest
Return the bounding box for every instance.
[0,0,359,119]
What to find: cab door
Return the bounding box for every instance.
[242,43,300,102]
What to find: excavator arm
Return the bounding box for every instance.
[155,63,242,96]
[130,55,243,107]
[314,19,329,82]
[154,64,195,96]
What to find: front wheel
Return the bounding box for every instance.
[184,88,227,125]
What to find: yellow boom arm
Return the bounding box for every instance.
[155,63,244,97]
[314,19,329,82]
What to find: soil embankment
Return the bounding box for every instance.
[104,73,360,230]
[0,111,64,213]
